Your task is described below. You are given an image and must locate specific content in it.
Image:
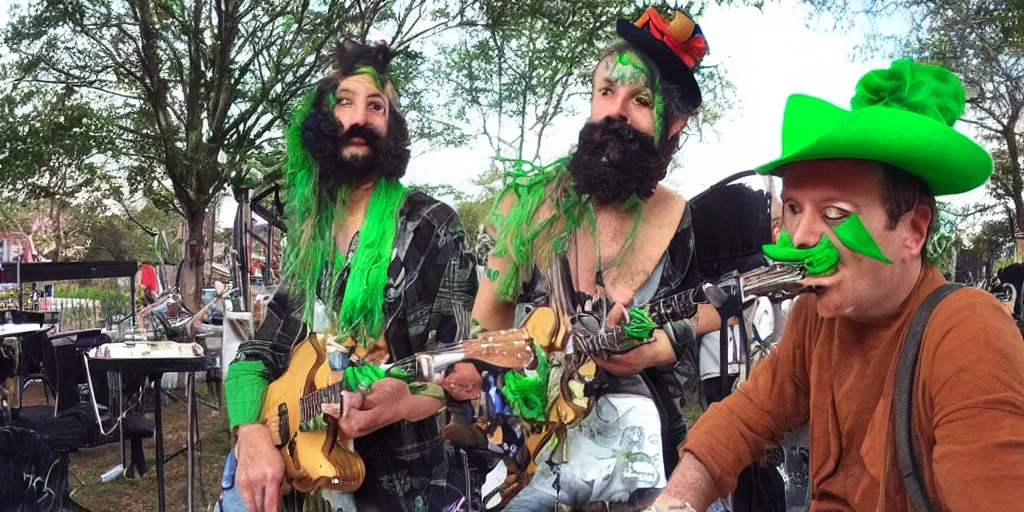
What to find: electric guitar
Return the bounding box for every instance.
[481,260,808,510]
[258,307,560,494]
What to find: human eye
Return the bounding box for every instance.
[369,101,385,114]
[336,97,353,107]
[634,94,653,108]
[785,200,801,216]
[822,206,850,225]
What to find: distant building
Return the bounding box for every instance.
[0,234,34,263]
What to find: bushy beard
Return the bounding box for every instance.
[301,110,409,199]
[566,116,676,204]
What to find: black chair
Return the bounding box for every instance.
[7,329,155,502]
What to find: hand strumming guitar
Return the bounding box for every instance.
[319,377,445,439]
[591,302,726,377]
[592,303,677,377]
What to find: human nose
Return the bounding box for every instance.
[346,104,369,129]
[605,95,633,126]
[787,212,825,249]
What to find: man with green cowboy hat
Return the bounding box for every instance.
[650,59,1024,511]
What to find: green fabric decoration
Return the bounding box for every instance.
[344,363,385,391]
[755,59,992,196]
[333,179,408,345]
[623,307,657,340]
[762,231,840,276]
[224,360,269,429]
[500,341,550,421]
[832,213,893,263]
[282,89,408,345]
[407,382,445,401]
[487,157,640,303]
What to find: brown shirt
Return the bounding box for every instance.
[683,266,1024,510]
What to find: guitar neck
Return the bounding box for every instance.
[299,380,345,425]
[644,286,704,325]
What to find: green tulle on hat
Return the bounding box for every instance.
[851,58,965,126]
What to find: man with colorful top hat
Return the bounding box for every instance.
[652,59,1024,511]
[218,38,482,512]
[473,7,725,510]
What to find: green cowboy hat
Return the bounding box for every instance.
[755,58,993,196]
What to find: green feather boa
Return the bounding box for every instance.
[486,158,641,303]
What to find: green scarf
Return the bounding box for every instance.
[283,91,408,345]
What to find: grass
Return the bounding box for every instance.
[22,379,232,512]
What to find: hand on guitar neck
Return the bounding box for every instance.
[320,377,448,439]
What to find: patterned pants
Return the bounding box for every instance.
[502,393,666,510]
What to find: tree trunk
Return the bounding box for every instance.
[179,208,207,312]
[1007,134,1024,262]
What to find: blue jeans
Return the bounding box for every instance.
[216,428,479,512]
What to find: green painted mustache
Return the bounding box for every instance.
[763,231,840,276]
[762,214,891,275]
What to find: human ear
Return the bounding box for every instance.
[903,203,932,258]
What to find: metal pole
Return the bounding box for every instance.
[719,320,729,398]
[118,372,126,473]
[186,371,194,512]
[265,226,273,285]
[130,272,137,330]
[16,258,22,311]
[154,376,166,512]
[240,189,252,312]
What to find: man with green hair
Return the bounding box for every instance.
[218,38,482,512]
[653,59,1024,511]
[473,8,725,510]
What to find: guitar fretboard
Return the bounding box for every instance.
[299,380,345,424]
[644,287,703,325]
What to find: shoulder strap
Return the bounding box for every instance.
[894,282,963,512]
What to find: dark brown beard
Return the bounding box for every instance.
[300,109,410,199]
[566,116,676,204]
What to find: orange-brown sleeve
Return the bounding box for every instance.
[921,289,1024,509]
[682,296,814,497]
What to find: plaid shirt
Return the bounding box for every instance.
[234,190,477,381]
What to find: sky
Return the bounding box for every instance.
[0,0,995,227]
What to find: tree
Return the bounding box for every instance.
[803,0,1024,240]
[0,85,118,260]
[957,218,1013,283]
[79,201,185,263]
[3,0,481,308]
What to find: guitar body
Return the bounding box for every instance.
[261,335,365,494]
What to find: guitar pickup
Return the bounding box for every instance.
[271,403,289,447]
